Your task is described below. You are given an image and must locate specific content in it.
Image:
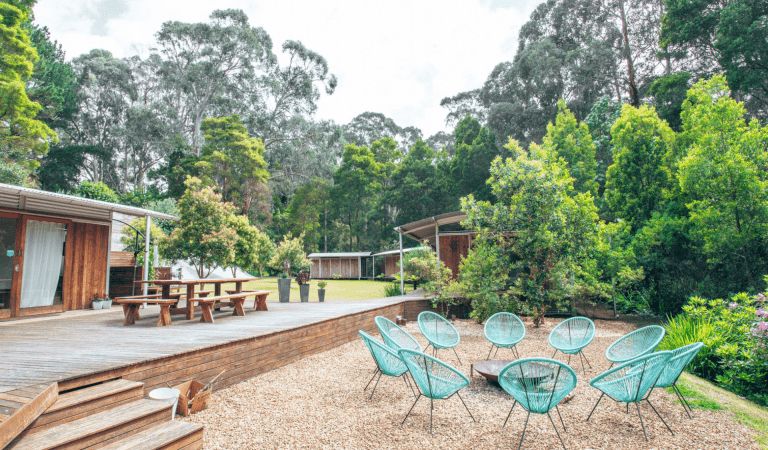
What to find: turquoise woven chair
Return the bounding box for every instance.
[374,316,422,352]
[417,311,462,365]
[498,358,577,450]
[652,342,705,419]
[359,331,416,399]
[587,351,674,441]
[605,325,665,367]
[397,348,475,434]
[484,312,526,360]
[548,317,595,375]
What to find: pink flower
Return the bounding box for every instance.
[757,309,768,318]
[729,302,738,310]
[759,322,768,333]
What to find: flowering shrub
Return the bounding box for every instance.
[679,290,768,405]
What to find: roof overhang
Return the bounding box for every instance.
[0,183,179,222]
[372,248,418,257]
[307,252,371,258]
[394,211,469,246]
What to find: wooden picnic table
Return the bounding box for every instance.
[134,277,258,320]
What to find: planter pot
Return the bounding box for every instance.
[102,299,112,309]
[299,284,309,302]
[318,288,325,303]
[278,278,291,302]
[92,301,102,310]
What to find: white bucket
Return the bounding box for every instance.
[148,388,180,420]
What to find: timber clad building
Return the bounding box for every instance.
[0,183,178,321]
[308,252,370,279]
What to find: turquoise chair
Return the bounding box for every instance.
[548,317,595,375]
[605,325,665,367]
[587,351,674,441]
[498,358,577,450]
[359,330,416,399]
[417,311,462,365]
[652,342,705,419]
[397,348,475,434]
[375,316,422,352]
[484,312,526,360]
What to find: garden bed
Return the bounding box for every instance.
[181,318,760,449]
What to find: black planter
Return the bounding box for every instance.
[278,278,291,302]
[299,284,309,302]
[318,288,325,302]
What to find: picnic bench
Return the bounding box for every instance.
[113,295,178,327]
[189,292,263,323]
[225,290,272,311]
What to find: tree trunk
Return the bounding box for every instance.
[618,0,640,107]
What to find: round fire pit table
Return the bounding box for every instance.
[471,360,513,384]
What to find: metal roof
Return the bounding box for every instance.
[0,183,179,222]
[372,248,418,257]
[307,252,371,258]
[394,211,470,245]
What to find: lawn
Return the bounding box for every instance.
[212,278,415,302]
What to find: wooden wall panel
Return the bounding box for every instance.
[384,255,400,277]
[311,258,361,279]
[65,222,109,310]
[439,235,470,279]
[110,252,135,267]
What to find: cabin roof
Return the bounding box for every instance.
[371,248,418,257]
[394,211,471,245]
[0,183,179,222]
[307,252,371,258]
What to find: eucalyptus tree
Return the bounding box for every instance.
[153,9,275,153]
[439,89,486,128]
[343,112,422,155]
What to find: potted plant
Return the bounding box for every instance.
[296,271,311,302]
[317,281,327,302]
[277,273,291,303]
[102,296,112,309]
[91,295,103,310]
[269,235,311,303]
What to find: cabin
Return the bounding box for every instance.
[394,211,475,292]
[0,183,178,320]
[371,248,416,278]
[308,252,371,279]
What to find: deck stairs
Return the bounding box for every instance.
[4,379,203,450]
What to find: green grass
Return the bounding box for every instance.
[675,373,768,448]
[212,278,414,302]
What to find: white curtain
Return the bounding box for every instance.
[20,220,67,308]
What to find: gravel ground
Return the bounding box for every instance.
[181,317,760,449]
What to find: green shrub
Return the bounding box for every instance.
[670,290,768,405]
[382,282,401,297]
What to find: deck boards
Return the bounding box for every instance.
[0,295,426,393]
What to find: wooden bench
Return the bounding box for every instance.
[225,290,272,311]
[113,295,178,327]
[168,289,213,301]
[189,293,256,323]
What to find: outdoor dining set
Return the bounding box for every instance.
[359,311,704,450]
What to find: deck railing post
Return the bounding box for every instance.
[143,216,150,297]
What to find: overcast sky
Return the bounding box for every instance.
[34,0,543,138]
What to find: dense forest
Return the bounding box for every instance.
[2,0,768,313]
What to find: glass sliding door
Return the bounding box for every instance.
[0,215,17,314]
[19,220,67,309]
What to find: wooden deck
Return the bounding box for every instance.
[0,295,431,396]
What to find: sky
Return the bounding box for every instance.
[34,0,543,138]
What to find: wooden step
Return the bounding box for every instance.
[24,380,145,436]
[0,383,58,449]
[97,421,203,450]
[7,399,173,450]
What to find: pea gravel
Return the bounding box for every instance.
[180,317,760,449]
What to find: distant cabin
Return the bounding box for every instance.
[395,211,474,279]
[308,252,371,279]
[371,248,417,278]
